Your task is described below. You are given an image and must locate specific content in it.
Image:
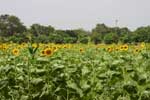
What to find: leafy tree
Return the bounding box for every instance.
[0,14,26,37]
[29,24,55,36]
[92,24,110,35]
[91,23,111,44]
[73,28,89,43]
[120,33,134,43]
[134,26,150,42]
[104,32,119,44]
[91,32,103,44]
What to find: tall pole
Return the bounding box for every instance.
[115,19,118,44]
[115,19,118,27]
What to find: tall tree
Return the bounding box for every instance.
[29,24,55,36]
[91,24,111,43]
[0,14,26,37]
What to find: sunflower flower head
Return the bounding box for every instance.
[79,48,84,53]
[133,48,141,54]
[44,48,53,56]
[120,45,124,51]
[12,48,20,56]
[140,42,145,49]
[107,47,113,52]
[123,44,129,51]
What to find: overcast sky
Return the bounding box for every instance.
[0,0,150,30]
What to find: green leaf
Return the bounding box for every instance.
[31,78,43,85]
[67,81,83,97]
[36,57,49,63]
[82,67,90,75]
[20,95,29,100]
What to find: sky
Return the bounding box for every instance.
[0,0,150,31]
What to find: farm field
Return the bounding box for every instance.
[0,43,150,100]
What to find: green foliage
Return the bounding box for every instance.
[104,32,119,44]
[0,44,150,100]
[0,14,150,43]
[133,26,150,42]
[0,14,26,37]
[29,24,55,36]
[91,32,102,44]
[28,43,39,59]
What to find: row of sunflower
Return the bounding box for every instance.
[0,42,148,57]
[102,43,146,53]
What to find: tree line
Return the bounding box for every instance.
[0,14,150,44]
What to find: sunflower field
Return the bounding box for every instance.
[0,42,150,100]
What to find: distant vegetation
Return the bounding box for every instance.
[0,14,150,44]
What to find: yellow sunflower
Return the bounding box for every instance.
[120,45,124,51]
[21,43,27,47]
[12,48,20,56]
[44,48,53,56]
[32,44,38,48]
[52,46,58,52]
[140,42,145,48]
[123,44,129,51]
[107,47,113,52]
[63,45,68,49]
[133,48,141,54]
[115,47,119,51]
[79,48,84,53]
[2,45,8,51]
[40,50,46,56]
